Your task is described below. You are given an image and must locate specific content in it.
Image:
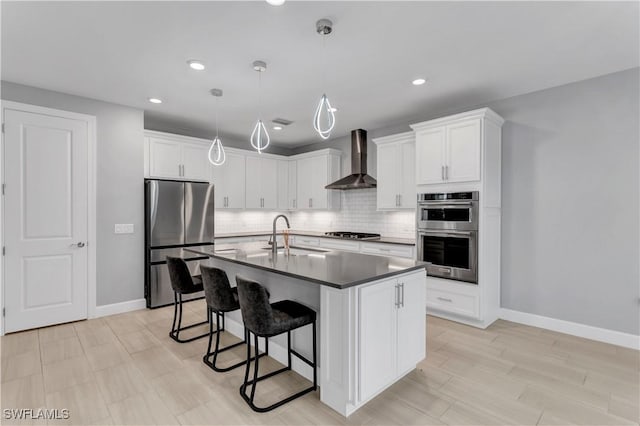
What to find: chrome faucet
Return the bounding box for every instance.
[271,214,291,257]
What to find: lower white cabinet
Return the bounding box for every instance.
[425,276,480,320]
[359,242,414,259]
[320,269,426,416]
[357,272,426,403]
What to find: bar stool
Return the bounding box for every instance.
[166,256,209,343]
[236,275,317,413]
[200,266,269,372]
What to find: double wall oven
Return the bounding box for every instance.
[417,192,478,284]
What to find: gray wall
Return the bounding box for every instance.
[295,68,640,335]
[2,81,145,307]
[494,68,639,335]
[144,114,293,156]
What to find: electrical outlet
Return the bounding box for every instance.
[114,224,134,234]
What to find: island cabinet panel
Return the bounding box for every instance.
[319,269,426,417]
[358,280,398,402]
[396,273,427,373]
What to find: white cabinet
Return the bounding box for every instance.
[212,151,246,209]
[412,117,482,185]
[147,134,210,181]
[277,160,289,210]
[287,161,297,210]
[360,242,414,259]
[373,132,416,209]
[148,137,182,179]
[293,150,341,210]
[357,272,426,402]
[245,157,278,209]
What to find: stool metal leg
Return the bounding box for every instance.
[203,317,265,372]
[239,321,318,413]
[169,292,209,343]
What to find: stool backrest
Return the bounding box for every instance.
[200,266,237,312]
[166,256,195,293]
[236,276,273,336]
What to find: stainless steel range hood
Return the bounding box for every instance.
[325,129,377,190]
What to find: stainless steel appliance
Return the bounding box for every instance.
[145,179,214,308]
[325,129,377,190]
[417,192,478,284]
[324,231,381,240]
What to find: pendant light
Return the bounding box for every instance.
[250,60,270,153]
[313,19,336,140]
[208,88,226,166]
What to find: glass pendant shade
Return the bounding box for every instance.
[250,119,270,153]
[208,136,225,166]
[313,93,335,140]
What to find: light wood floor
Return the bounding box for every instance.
[1,299,638,425]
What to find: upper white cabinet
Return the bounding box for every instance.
[411,108,503,186]
[146,132,210,181]
[277,160,289,210]
[292,149,341,210]
[245,156,278,209]
[373,132,416,210]
[212,150,246,209]
[287,161,298,210]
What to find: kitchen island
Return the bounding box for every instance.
[186,242,427,417]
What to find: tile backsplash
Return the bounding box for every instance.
[215,189,416,239]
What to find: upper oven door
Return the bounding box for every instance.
[417,200,478,230]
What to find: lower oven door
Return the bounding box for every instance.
[417,230,478,284]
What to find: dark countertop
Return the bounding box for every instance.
[215,230,416,246]
[186,242,426,289]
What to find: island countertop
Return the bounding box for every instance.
[185,242,426,289]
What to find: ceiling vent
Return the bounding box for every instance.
[272,118,293,126]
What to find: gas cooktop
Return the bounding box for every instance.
[324,231,381,241]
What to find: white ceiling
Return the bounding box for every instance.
[2,1,638,147]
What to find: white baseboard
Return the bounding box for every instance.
[500,308,640,350]
[93,298,146,318]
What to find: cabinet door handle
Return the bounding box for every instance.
[293,199,296,208]
[437,296,453,303]
[395,284,400,308]
[445,165,449,180]
[401,283,405,308]
[398,194,402,207]
[441,165,445,180]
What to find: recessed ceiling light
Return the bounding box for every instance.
[412,78,427,86]
[187,60,205,71]
[273,126,283,130]
[148,98,163,104]
[265,0,285,5]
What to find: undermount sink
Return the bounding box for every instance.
[261,245,329,256]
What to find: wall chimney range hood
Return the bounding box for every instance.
[325,129,377,190]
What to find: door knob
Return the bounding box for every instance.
[76,242,85,248]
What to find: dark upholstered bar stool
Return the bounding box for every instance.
[200,266,268,372]
[166,256,209,343]
[236,276,317,413]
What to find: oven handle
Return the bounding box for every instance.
[418,200,474,207]
[418,230,473,238]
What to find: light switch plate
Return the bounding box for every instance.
[114,224,134,234]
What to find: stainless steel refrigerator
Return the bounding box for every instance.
[144,179,214,308]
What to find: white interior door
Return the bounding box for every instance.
[4,108,90,333]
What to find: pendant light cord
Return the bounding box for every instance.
[215,96,219,138]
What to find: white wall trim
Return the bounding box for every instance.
[500,308,640,350]
[93,298,146,318]
[0,101,98,336]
